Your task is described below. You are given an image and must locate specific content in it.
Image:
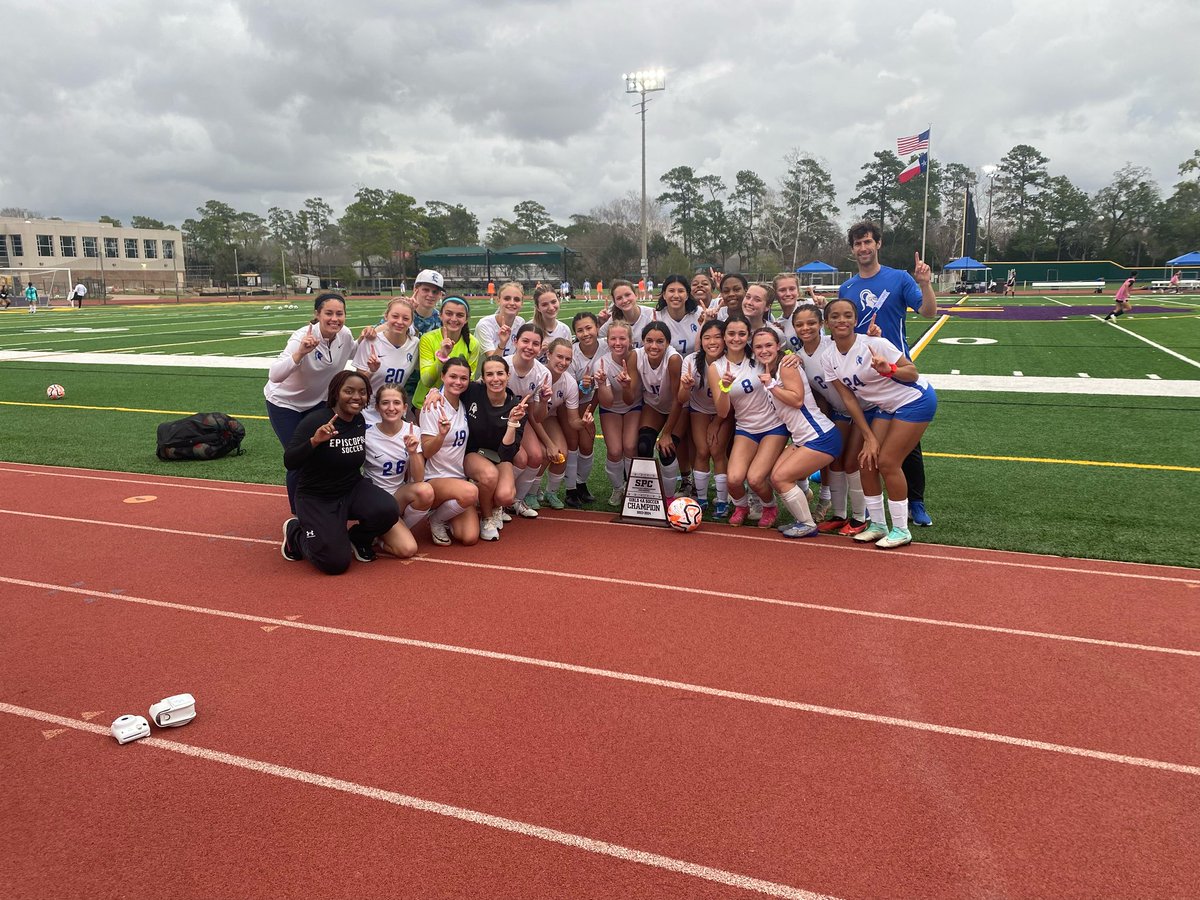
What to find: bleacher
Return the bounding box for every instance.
[1030,280,1104,293]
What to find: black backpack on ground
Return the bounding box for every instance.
[156,412,246,461]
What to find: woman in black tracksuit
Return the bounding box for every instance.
[280,370,399,574]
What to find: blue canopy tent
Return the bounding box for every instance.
[794,260,841,288]
[1167,251,1200,266]
[944,256,992,293]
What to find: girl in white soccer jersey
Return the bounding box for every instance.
[364,384,434,557]
[532,284,572,348]
[507,324,552,516]
[753,327,842,539]
[786,303,871,536]
[265,292,373,512]
[599,279,655,348]
[822,297,937,550]
[625,321,684,497]
[738,283,780,336]
[419,358,480,547]
[708,316,788,528]
[678,318,732,514]
[654,274,702,354]
[691,271,717,311]
[536,337,583,508]
[354,298,419,423]
[594,320,641,505]
[565,312,605,507]
[474,280,525,367]
[772,273,805,354]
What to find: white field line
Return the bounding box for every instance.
[3,579,1199,778]
[1043,296,1072,307]
[1092,315,1200,369]
[0,702,835,900]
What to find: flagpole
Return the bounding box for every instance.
[920,123,932,258]
[959,186,968,258]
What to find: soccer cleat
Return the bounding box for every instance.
[541,489,566,510]
[837,517,871,537]
[728,505,749,526]
[500,508,513,523]
[910,501,932,527]
[875,526,913,549]
[281,518,303,561]
[781,522,820,539]
[713,500,729,519]
[813,498,832,520]
[747,493,764,521]
[563,489,583,509]
[608,488,623,507]
[678,475,696,499]
[853,522,890,543]
[512,498,539,518]
[489,509,506,531]
[817,517,848,534]
[696,498,709,511]
[576,482,595,503]
[479,520,500,541]
[523,492,541,511]
[430,521,452,545]
[352,539,377,563]
[757,505,778,529]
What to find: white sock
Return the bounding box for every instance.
[693,469,710,501]
[548,470,565,492]
[402,506,428,529]
[430,499,465,526]
[780,485,814,525]
[564,451,579,487]
[516,467,541,498]
[714,473,729,502]
[605,458,625,491]
[828,470,848,518]
[733,494,749,508]
[847,471,866,520]
[865,494,886,526]
[661,457,680,490]
[888,498,909,532]
[819,483,831,501]
[577,451,594,484]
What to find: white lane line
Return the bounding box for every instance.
[1093,315,1200,369]
[0,468,284,496]
[0,703,834,900]
[3,583,1197,777]
[1043,296,1072,307]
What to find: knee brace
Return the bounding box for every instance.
[637,426,657,458]
[658,435,679,466]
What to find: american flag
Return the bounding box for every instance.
[897,128,930,155]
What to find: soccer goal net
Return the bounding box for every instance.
[0,267,73,305]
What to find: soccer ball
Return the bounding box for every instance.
[667,496,703,533]
[46,384,65,400]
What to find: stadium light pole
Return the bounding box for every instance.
[624,69,666,284]
[981,164,999,262]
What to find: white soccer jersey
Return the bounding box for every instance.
[364,422,422,494]
[600,306,656,348]
[681,352,717,415]
[712,354,782,433]
[538,320,572,346]
[634,346,680,415]
[765,373,836,445]
[354,332,419,423]
[475,314,525,360]
[598,353,638,414]
[420,398,469,479]
[797,336,849,414]
[654,308,702,355]
[546,370,580,416]
[264,324,357,412]
[569,343,607,382]
[821,335,933,414]
[509,358,551,401]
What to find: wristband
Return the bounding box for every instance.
[885,363,897,378]
[719,380,733,393]
[435,349,450,363]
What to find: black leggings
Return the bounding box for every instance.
[901,442,925,503]
[294,479,399,575]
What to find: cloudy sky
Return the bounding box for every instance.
[3,0,1198,232]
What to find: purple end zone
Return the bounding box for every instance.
[942,305,1191,320]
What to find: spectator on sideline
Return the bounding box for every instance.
[838,220,937,527]
[69,282,87,308]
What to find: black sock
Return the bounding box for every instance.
[1114,310,1124,317]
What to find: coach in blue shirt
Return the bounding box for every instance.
[838,220,938,525]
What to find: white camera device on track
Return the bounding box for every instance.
[110,715,151,745]
[148,693,196,727]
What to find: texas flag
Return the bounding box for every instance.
[899,152,927,184]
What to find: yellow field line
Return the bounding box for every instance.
[925,451,1200,473]
[0,400,268,420]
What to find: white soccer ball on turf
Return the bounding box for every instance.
[46,384,66,400]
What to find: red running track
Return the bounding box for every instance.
[0,463,1197,899]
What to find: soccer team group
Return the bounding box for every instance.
[265,221,938,574]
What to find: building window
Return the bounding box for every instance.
[37,234,54,256]
[60,236,77,257]
[104,237,119,258]
[124,238,139,258]
[9,234,23,257]
[83,236,99,258]
[143,239,158,259]
[163,240,175,260]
